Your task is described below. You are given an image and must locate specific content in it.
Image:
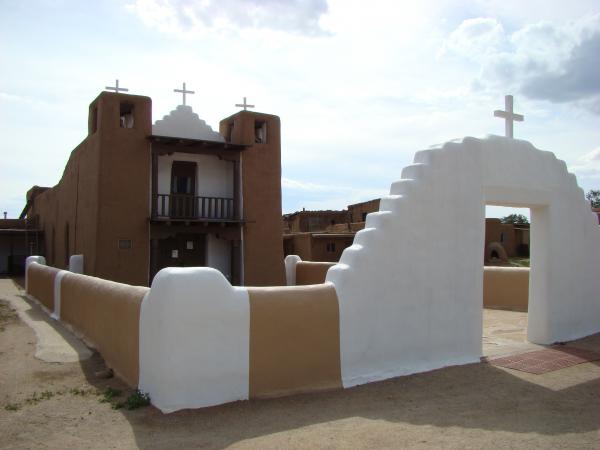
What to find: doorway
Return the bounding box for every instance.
[156,234,206,273]
[170,161,197,218]
[482,205,534,358]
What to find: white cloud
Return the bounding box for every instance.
[441,17,506,60]
[443,13,600,113]
[126,0,331,36]
[570,147,600,180]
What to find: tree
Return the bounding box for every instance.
[586,190,600,208]
[500,214,529,225]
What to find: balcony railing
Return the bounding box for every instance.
[153,194,235,220]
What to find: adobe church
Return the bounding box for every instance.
[21,88,285,286]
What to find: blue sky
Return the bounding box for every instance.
[2,0,600,219]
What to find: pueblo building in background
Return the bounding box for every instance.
[283,198,530,264]
[21,91,285,286]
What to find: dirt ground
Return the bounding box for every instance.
[1,277,600,449]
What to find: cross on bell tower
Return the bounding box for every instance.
[174,82,195,106]
[494,94,524,139]
[235,97,255,111]
[105,79,129,94]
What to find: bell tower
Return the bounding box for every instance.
[220,109,285,286]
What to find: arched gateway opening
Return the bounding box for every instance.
[327,136,600,389]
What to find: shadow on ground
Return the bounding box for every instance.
[96,336,600,448]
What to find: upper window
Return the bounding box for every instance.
[254,120,267,144]
[120,102,134,129]
[171,161,196,195]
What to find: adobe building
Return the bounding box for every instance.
[484,218,530,262]
[0,216,43,275]
[22,91,285,286]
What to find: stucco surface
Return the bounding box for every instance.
[327,135,600,388]
[68,254,84,274]
[247,284,342,398]
[139,267,250,412]
[26,262,59,312]
[296,261,336,285]
[483,267,529,312]
[60,272,147,388]
[24,255,45,292]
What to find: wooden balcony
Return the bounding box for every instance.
[152,194,238,222]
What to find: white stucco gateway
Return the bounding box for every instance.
[327,135,600,388]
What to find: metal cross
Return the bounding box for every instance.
[235,96,255,111]
[105,79,129,94]
[494,94,524,138]
[174,82,195,106]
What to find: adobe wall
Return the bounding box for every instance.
[140,267,341,412]
[348,199,380,223]
[220,111,285,286]
[25,259,147,388]
[485,219,517,257]
[285,211,349,233]
[296,261,336,285]
[483,267,529,312]
[26,263,60,311]
[309,236,354,262]
[27,92,151,286]
[29,130,100,273]
[247,285,341,398]
[60,272,148,387]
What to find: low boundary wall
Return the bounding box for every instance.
[248,284,341,398]
[25,260,148,388]
[296,261,336,285]
[483,266,529,312]
[25,256,529,413]
[61,273,148,387]
[26,262,60,312]
[140,267,342,412]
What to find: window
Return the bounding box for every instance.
[500,232,505,243]
[326,242,336,252]
[171,161,196,195]
[120,102,134,128]
[361,212,368,222]
[254,120,267,144]
[118,239,132,250]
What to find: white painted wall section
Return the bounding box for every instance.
[139,267,250,413]
[69,254,84,274]
[51,270,69,320]
[327,135,600,388]
[284,254,302,286]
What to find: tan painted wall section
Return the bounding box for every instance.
[26,263,60,311]
[296,261,336,285]
[60,272,148,387]
[483,266,529,312]
[248,284,342,398]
